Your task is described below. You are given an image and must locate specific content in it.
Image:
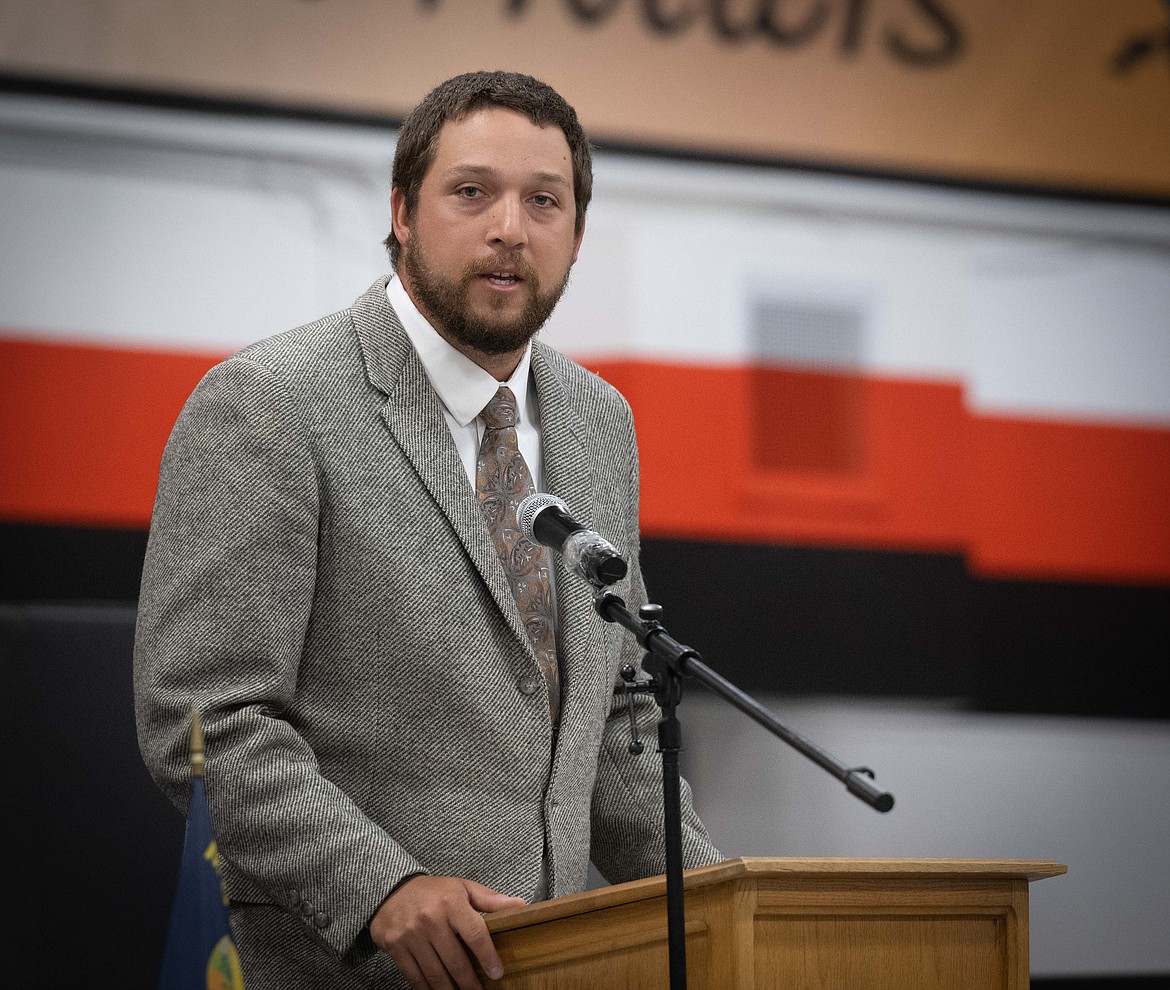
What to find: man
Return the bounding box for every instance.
[134,71,721,989]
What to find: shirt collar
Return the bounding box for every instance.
[387,273,533,427]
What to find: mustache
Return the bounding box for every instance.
[464,255,539,281]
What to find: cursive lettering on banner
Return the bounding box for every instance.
[423,0,964,67]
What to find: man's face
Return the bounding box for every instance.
[392,107,584,361]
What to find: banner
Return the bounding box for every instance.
[1,0,1168,199]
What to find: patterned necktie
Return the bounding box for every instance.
[475,386,560,725]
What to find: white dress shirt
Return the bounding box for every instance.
[386,275,544,492]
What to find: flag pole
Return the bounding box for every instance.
[189,708,205,779]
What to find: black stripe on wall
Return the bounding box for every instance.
[1,521,148,603]
[3,523,1167,720]
[640,537,1169,720]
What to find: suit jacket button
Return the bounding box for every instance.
[288,889,301,907]
[315,911,332,929]
[517,673,539,696]
[301,900,314,917]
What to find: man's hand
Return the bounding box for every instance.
[370,875,526,989]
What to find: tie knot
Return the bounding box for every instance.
[481,386,519,430]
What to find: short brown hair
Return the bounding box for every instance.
[385,71,593,268]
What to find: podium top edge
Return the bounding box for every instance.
[728,856,1068,881]
[486,857,1067,933]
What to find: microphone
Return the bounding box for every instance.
[517,493,629,588]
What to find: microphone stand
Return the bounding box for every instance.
[594,592,894,990]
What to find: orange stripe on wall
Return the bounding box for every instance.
[0,336,225,529]
[3,339,1168,585]
[591,359,1170,586]
[593,359,969,548]
[970,415,1170,585]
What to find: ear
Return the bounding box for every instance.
[390,187,411,249]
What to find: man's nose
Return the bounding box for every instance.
[487,195,528,249]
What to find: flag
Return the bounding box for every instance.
[158,711,245,990]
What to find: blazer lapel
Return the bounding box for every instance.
[350,279,530,651]
[531,344,607,737]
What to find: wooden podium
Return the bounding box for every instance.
[482,857,1066,989]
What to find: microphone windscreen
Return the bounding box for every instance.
[517,492,568,539]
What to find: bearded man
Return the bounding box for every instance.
[134,70,721,990]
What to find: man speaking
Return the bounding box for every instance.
[134,71,721,989]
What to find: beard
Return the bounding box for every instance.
[401,234,572,356]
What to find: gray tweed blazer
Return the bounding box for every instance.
[133,277,721,985]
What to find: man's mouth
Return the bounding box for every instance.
[480,271,524,286]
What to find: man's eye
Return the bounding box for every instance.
[457,186,481,199]
[531,194,555,207]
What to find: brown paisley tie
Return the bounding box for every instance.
[475,386,560,725]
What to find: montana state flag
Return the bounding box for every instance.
[158,775,245,990]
